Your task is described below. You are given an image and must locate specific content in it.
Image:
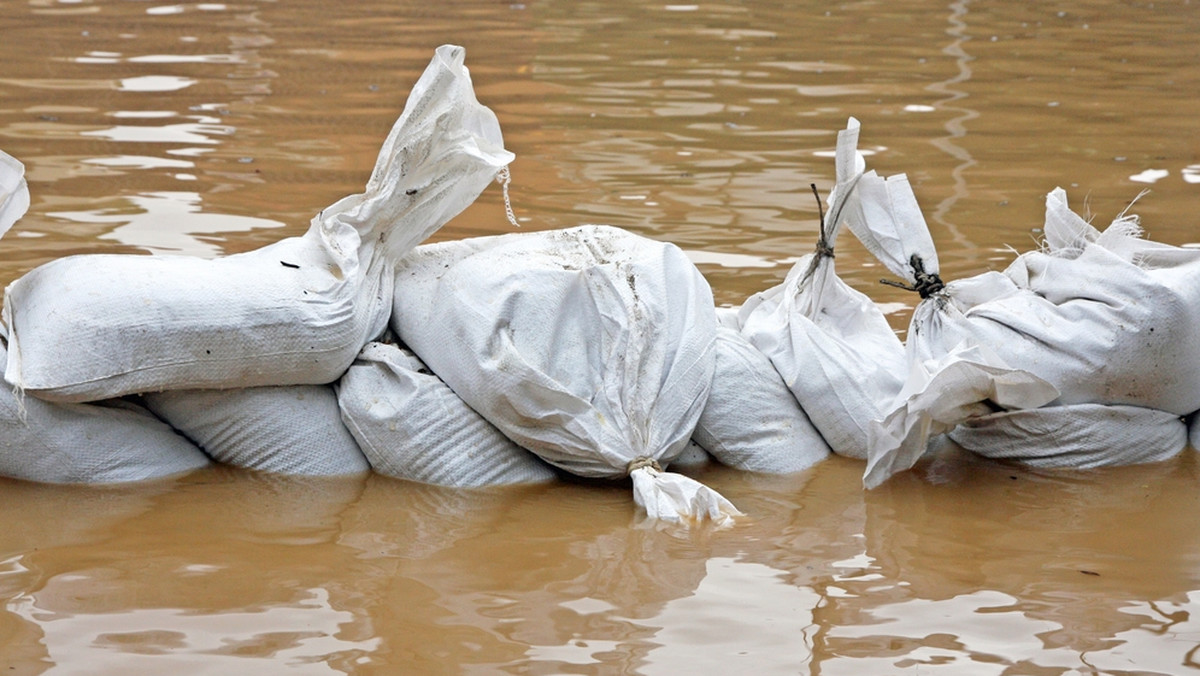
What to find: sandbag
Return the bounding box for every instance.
[738,118,906,460]
[0,149,29,240]
[1191,412,1200,451]
[949,403,1187,469]
[2,45,513,402]
[0,339,210,484]
[692,326,831,473]
[860,185,1200,487]
[393,225,738,527]
[336,340,557,487]
[142,385,370,476]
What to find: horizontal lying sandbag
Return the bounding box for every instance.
[142,385,370,476]
[692,327,831,474]
[1,45,513,403]
[669,441,714,470]
[949,403,1187,469]
[336,341,557,487]
[0,340,210,484]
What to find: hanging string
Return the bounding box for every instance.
[496,166,520,227]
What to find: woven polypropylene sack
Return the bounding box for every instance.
[949,403,1186,469]
[142,385,369,476]
[864,188,1200,487]
[337,341,557,487]
[738,118,907,460]
[393,225,739,527]
[693,326,831,474]
[1,45,513,402]
[0,341,210,484]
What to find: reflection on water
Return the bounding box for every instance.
[4,0,1200,673]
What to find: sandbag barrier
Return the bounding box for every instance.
[1,46,1198,526]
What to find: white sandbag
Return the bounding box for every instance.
[2,45,513,402]
[336,340,557,487]
[141,384,369,476]
[692,326,831,473]
[1190,412,1200,451]
[949,403,1187,469]
[0,340,210,484]
[861,185,1200,487]
[0,150,30,240]
[668,440,713,470]
[393,225,739,527]
[738,118,906,460]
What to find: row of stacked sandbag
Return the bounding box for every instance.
[0,46,814,528]
[724,117,1200,489]
[2,46,1197,525]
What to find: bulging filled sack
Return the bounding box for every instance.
[737,118,907,460]
[336,340,558,487]
[948,403,1186,469]
[692,326,831,473]
[393,225,738,526]
[0,339,210,484]
[2,45,514,402]
[142,385,370,476]
[858,183,1200,487]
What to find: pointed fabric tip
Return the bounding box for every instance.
[0,150,30,241]
[315,44,515,261]
[630,465,741,528]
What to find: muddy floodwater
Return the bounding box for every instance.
[3,1,1200,673]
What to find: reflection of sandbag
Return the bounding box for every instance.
[862,186,1200,487]
[142,385,369,476]
[739,118,905,460]
[0,340,210,484]
[693,327,830,473]
[949,403,1186,469]
[394,225,738,526]
[336,341,557,487]
[2,45,513,403]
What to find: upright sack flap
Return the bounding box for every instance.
[949,403,1186,469]
[738,118,907,459]
[336,341,557,487]
[393,225,739,527]
[0,150,30,240]
[2,45,513,402]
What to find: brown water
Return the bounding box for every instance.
[3,0,1200,673]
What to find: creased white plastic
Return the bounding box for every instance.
[949,403,1186,469]
[336,341,557,487]
[864,187,1200,487]
[738,117,906,459]
[2,45,512,402]
[393,225,735,526]
[840,170,939,284]
[692,326,831,473]
[863,342,1058,488]
[630,465,740,528]
[142,385,370,476]
[0,150,30,240]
